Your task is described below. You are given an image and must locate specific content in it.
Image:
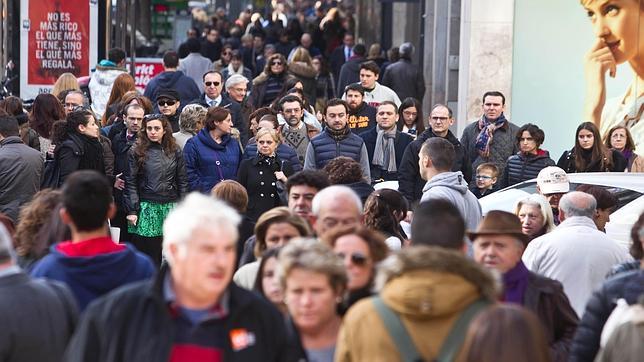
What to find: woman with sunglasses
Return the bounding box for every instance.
[184,106,242,192]
[237,127,295,222]
[49,108,105,187]
[322,225,389,314]
[251,53,295,108]
[557,122,627,173]
[278,238,347,362]
[124,114,188,265]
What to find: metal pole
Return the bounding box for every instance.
[0,0,6,71]
[129,0,136,77]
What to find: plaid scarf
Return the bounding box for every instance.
[475,113,507,158]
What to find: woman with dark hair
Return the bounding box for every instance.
[312,55,336,111]
[234,207,311,289]
[575,184,618,233]
[125,114,188,264]
[604,125,644,172]
[29,93,66,158]
[184,106,242,192]
[322,225,389,313]
[252,53,294,108]
[237,127,295,221]
[253,247,286,314]
[558,122,627,173]
[457,305,551,362]
[363,189,409,250]
[52,108,105,186]
[501,123,555,187]
[397,97,425,139]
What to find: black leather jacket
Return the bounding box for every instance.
[124,143,188,214]
[500,150,555,188]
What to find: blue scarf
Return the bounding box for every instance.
[502,261,530,304]
[475,114,507,158]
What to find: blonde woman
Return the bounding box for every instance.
[514,194,556,242]
[237,127,295,221]
[288,47,317,106]
[582,0,644,149]
[51,73,80,101]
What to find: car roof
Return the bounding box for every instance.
[505,172,644,193]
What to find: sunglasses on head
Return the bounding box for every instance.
[205,81,221,87]
[337,252,368,266]
[157,100,176,107]
[143,113,164,122]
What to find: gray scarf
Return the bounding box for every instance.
[373,125,397,172]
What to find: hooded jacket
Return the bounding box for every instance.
[421,171,482,232]
[398,127,471,205]
[143,70,201,111]
[348,102,377,134]
[184,128,242,193]
[30,237,155,311]
[335,246,499,362]
[88,63,127,118]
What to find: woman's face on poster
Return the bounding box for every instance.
[584,0,644,64]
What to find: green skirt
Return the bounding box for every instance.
[128,201,175,237]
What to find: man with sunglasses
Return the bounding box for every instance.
[144,51,200,114]
[155,90,181,132]
[399,104,471,206]
[191,70,247,145]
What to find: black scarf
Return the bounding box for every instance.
[326,125,351,142]
[70,133,105,173]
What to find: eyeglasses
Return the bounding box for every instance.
[337,252,369,267]
[430,116,449,121]
[157,100,176,107]
[205,81,221,87]
[475,175,493,180]
[222,52,231,56]
[271,61,284,66]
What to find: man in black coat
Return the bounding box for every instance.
[0,226,78,362]
[336,43,366,97]
[191,70,248,145]
[382,42,426,102]
[360,101,413,182]
[64,194,295,362]
[110,103,143,243]
[398,104,471,205]
[200,28,223,62]
[345,83,377,134]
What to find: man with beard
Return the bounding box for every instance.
[110,103,144,242]
[279,95,311,165]
[345,83,376,134]
[399,104,472,205]
[460,91,520,182]
[360,101,413,182]
[304,99,371,181]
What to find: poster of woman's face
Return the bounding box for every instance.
[511,0,643,157]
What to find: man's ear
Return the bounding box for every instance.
[107,203,117,220]
[59,207,73,226]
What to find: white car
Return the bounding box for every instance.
[479,173,644,248]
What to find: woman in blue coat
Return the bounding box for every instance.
[184,106,242,193]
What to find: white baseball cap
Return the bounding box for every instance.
[537,166,570,194]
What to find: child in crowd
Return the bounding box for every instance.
[470,163,499,198]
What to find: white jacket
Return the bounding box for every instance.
[88,65,127,119]
[522,216,631,316]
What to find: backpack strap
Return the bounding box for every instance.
[372,296,424,362]
[435,298,491,362]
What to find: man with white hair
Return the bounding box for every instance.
[0,224,78,361]
[64,193,293,361]
[225,73,253,134]
[311,185,363,237]
[522,191,630,316]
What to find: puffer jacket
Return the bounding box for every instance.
[569,269,644,362]
[88,63,127,118]
[335,246,499,362]
[501,149,555,188]
[398,128,471,205]
[124,144,188,214]
[420,171,482,232]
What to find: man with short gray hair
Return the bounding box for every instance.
[64,193,293,361]
[225,74,253,134]
[523,191,631,316]
[311,185,363,237]
[0,224,78,362]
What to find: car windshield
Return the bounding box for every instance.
[513,182,642,211]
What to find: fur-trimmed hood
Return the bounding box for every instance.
[288,61,317,79]
[375,246,500,318]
